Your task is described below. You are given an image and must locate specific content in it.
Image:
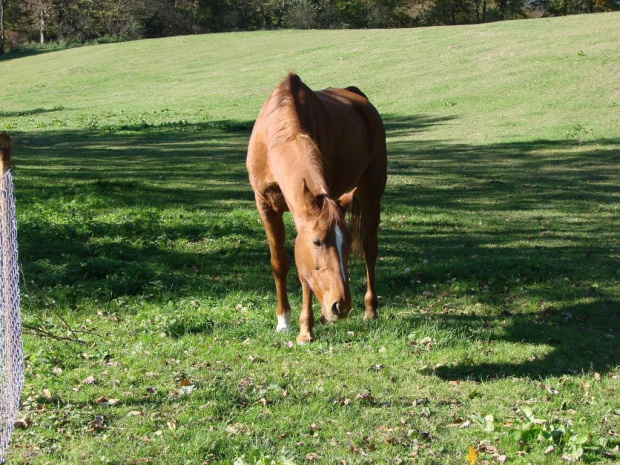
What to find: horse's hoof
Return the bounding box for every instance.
[296,333,314,345]
[363,310,378,321]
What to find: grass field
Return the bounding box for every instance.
[1,12,620,464]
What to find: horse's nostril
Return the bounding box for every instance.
[331,301,341,316]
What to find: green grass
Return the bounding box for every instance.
[1,12,619,465]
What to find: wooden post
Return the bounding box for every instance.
[0,132,10,174]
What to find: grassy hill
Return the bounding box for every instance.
[1,12,619,464]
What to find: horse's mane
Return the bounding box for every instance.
[313,194,342,223]
[267,73,328,196]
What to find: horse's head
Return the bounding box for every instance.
[295,183,357,323]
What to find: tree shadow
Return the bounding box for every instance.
[0,107,68,118]
[13,121,267,304]
[379,121,620,380]
[10,113,620,380]
[428,294,619,380]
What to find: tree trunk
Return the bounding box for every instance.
[39,9,45,44]
[482,0,487,21]
[0,0,5,55]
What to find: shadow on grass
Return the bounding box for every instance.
[429,295,619,380]
[0,107,67,118]
[380,130,619,380]
[10,115,620,379]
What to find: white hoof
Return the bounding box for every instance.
[276,312,291,332]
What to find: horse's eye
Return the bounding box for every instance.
[313,239,323,247]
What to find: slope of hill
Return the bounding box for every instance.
[2,13,619,142]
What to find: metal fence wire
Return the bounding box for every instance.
[0,170,23,464]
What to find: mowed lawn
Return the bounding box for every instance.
[1,12,619,464]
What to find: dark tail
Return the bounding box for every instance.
[348,195,364,257]
[345,86,368,100]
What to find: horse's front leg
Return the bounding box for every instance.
[296,279,315,344]
[256,196,291,332]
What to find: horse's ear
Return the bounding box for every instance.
[302,179,324,213]
[337,187,357,212]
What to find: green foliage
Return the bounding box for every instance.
[512,407,612,462]
[1,0,618,55]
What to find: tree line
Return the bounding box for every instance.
[1,0,618,54]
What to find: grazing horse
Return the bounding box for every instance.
[246,73,387,344]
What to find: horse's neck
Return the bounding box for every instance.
[269,139,329,216]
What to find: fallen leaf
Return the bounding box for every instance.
[14,417,32,429]
[180,378,192,387]
[466,446,477,465]
[305,453,318,462]
[179,384,195,396]
[52,366,63,376]
[226,423,252,435]
[495,455,507,463]
[82,375,96,385]
[89,415,105,432]
[449,419,471,428]
[127,411,143,417]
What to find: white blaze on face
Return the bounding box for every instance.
[334,224,347,282]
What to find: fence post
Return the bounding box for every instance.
[0,132,10,173]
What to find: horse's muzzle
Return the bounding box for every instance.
[324,300,350,322]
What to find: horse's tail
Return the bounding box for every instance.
[349,195,364,257]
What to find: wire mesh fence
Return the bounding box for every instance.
[0,168,23,463]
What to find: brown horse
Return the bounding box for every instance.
[246,73,387,344]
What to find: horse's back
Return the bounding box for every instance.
[247,75,386,202]
[317,87,387,193]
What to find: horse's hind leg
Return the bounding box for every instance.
[256,196,291,331]
[358,190,383,321]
